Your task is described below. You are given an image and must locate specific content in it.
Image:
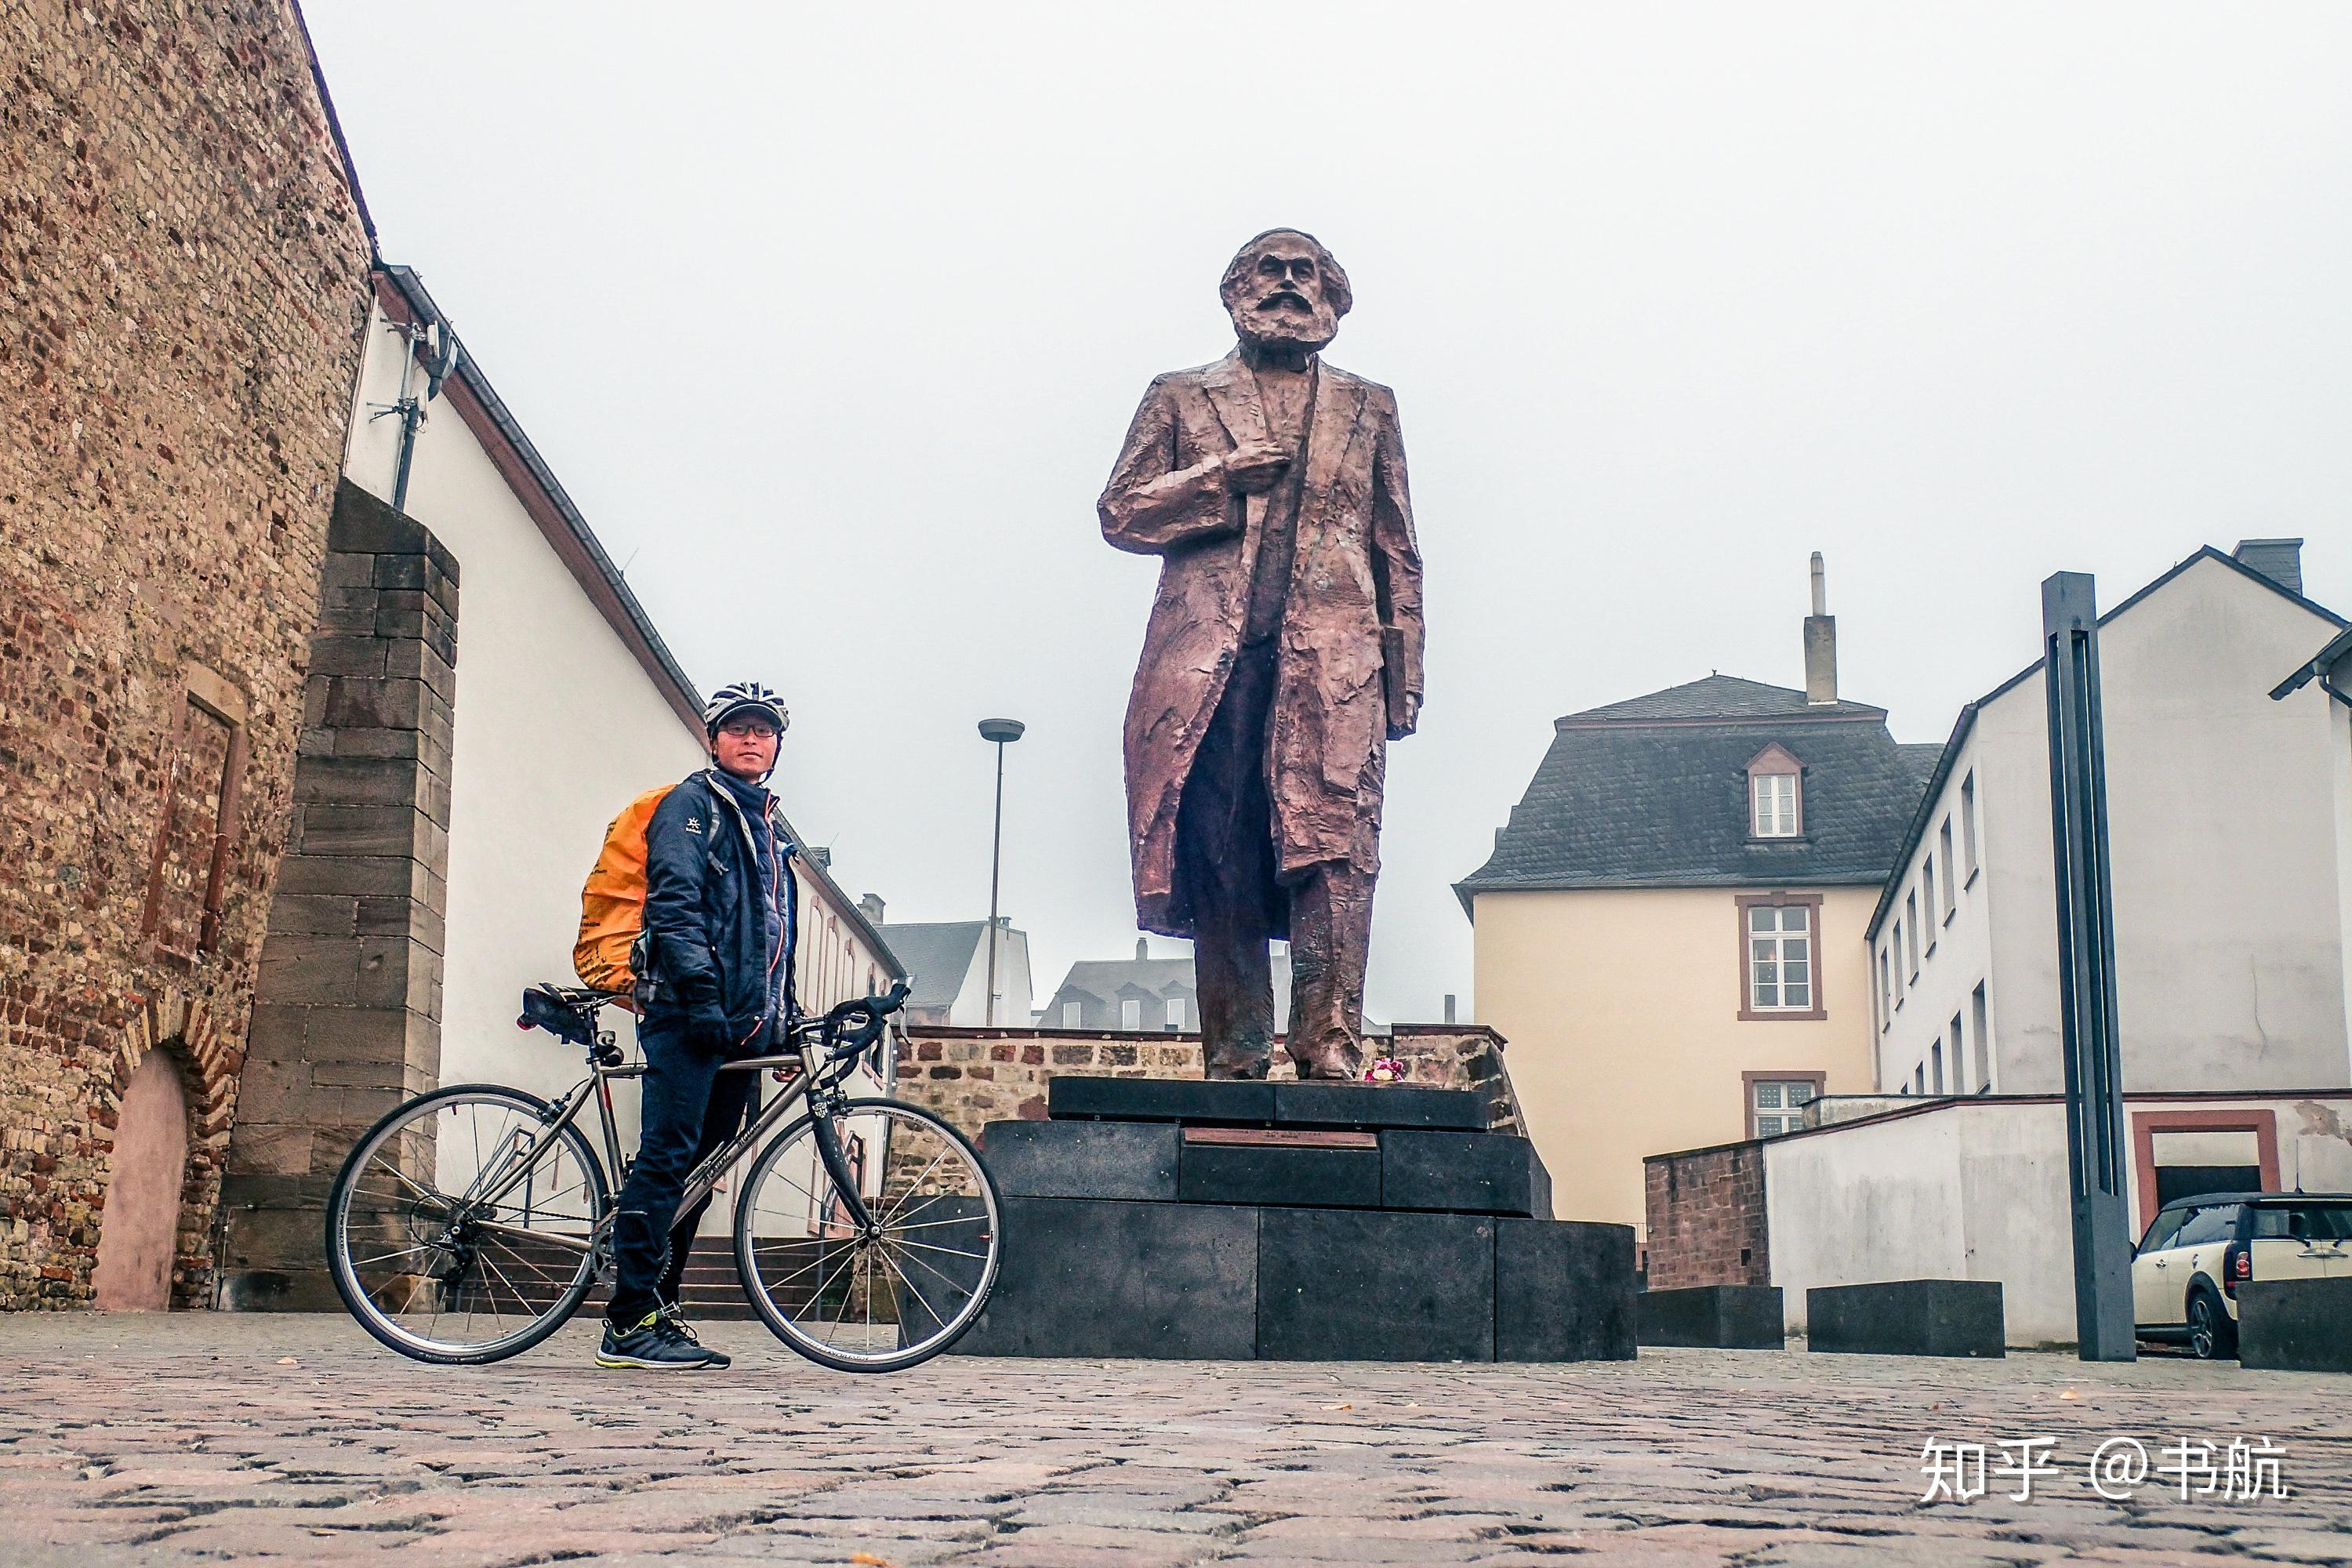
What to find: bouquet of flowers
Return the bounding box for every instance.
[1363,1057,1407,1084]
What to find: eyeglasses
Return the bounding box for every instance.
[717,717,782,739]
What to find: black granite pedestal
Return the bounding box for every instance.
[954,1076,1634,1362]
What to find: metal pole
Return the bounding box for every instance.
[975,719,1023,1027]
[2042,572,2136,1362]
[985,740,1005,1027]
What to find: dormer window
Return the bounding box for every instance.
[1747,744,1804,838]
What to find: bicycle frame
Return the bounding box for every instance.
[464,1022,879,1260]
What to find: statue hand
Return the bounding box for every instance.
[1222,440,1291,495]
[1388,692,1421,741]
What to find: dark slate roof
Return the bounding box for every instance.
[1565,673,1887,725]
[1456,678,1933,905]
[1049,953,1292,1016]
[877,922,985,1014]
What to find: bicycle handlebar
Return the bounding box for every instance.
[816,978,913,1062]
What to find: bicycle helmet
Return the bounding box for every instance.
[702,680,790,738]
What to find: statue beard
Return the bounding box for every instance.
[1229,290,1339,358]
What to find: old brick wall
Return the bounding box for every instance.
[1642,1142,1770,1290]
[0,2,373,1308]
[893,1025,1524,1141]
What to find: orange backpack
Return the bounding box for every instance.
[573,783,678,993]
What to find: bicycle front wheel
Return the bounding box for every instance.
[326,1083,608,1364]
[733,1099,1000,1373]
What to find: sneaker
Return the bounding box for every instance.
[657,1301,731,1369]
[595,1308,725,1370]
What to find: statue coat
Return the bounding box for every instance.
[1099,349,1425,938]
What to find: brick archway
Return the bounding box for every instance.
[108,985,240,1309]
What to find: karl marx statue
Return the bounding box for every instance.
[1100,229,1425,1081]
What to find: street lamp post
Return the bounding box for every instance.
[977,718,1025,1026]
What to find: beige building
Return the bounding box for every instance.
[1457,591,1936,1243]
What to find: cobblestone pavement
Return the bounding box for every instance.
[1,1315,2347,1566]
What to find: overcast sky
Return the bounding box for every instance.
[303,3,2352,1025]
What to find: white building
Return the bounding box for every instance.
[1650,541,2352,1345]
[1866,541,2352,1102]
[875,916,1035,1028]
[341,264,902,1113]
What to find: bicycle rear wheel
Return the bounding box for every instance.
[733,1099,1000,1372]
[326,1083,608,1364]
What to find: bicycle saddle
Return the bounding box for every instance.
[517,983,620,1046]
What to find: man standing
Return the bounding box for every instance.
[1100,230,1425,1081]
[597,681,798,1370]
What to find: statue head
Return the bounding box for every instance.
[1221,228,1351,357]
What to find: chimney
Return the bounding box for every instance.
[1135,936,1149,961]
[1803,551,1838,706]
[2234,538,2304,597]
[856,893,885,926]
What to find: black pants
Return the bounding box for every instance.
[606,1018,755,1325]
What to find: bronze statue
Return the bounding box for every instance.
[1100,229,1425,1080]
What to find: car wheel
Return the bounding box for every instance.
[2186,1285,2238,1360]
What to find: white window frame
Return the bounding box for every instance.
[1960,771,1980,879]
[1748,1076,1820,1138]
[1165,996,1186,1032]
[1741,900,1817,1014]
[1120,997,1141,1031]
[1061,1000,1080,1028]
[1751,771,1798,837]
[1937,818,1957,920]
[1921,860,1936,953]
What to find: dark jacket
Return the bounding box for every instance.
[641,768,799,1052]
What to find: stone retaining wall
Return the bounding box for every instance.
[893,1025,1523,1141]
[1642,1140,1770,1290]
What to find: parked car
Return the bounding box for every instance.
[2132,1192,2352,1358]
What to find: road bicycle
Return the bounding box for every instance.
[324,978,1000,1371]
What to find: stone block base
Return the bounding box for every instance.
[2238,1278,2352,1374]
[1638,1285,1785,1348]
[1807,1279,2004,1358]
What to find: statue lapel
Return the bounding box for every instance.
[1302,361,1368,505]
[1201,351,1272,542]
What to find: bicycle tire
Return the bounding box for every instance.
[731,1098,1001,1374]
[325,1082,608,1366]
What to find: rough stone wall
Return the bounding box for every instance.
[893,1026,1524,1142]
[1642,1142,1770,1290]
[0,1,373,1308]
[218,481,456,1309]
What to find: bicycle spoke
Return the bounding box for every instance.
[332,1088,608,1361]
[873,1240,946,1332]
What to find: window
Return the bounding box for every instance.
[1165,996,1187,1031]
[1747,1076,1821,1138]
[2136,1208,2189,1256]
[1937,819,1956,920]
[1930,1038,1944,1094]
[1948,1014,1965,1093]
[1904,894,1919,976]
[1746,745,1803,837]
[1891,924,1904,1003]
[2250,1204,2352,1242]
[1120,998,1142,1031]
[2173,1206,2238,1249]
[1914,1063,1926,1093]
[1878,948,1893,1029]
[1920,861,1936,953]
[1960,771,1979,877]
[1061,1000,1080,1027]
[1737,896,1822,1018]
[1970,983,1990,1091]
